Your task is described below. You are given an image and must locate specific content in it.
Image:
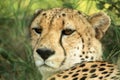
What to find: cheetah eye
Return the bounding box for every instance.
[62,29,75,35]
[32,28,42,34]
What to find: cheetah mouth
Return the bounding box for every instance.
[35,60,58,69]
[40,64,51,67]
[40,63,55,69]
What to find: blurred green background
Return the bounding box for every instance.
[0,0,120,80]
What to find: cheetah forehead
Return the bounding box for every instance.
[31,8,89,31]
[35,8,87,19]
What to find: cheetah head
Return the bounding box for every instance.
[29,8,110,78]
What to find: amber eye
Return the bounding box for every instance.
[62,29,75,35]
[32,28,42,34]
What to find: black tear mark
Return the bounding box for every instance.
[59,31,66,67]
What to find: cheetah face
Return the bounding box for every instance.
[29,8,110,76]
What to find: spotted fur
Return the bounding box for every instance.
[48,61,120,80]
[29,8,119,80]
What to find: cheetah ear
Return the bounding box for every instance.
[88,12,111,39]
[29,9,44,27]
[34,9,44,17]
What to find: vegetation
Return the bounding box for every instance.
[0,0,120,80]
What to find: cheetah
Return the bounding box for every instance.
[29,8,120,80]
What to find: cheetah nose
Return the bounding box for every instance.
[36,49,55,61]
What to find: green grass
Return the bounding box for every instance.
[0,0,120,80]
[0,1,42,80]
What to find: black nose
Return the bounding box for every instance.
[36,49,55,61]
